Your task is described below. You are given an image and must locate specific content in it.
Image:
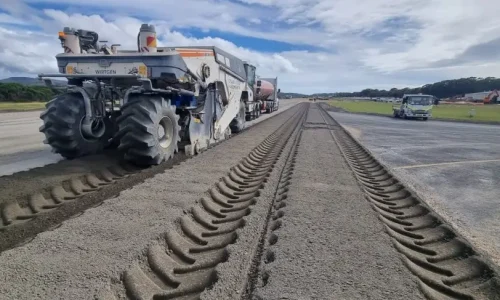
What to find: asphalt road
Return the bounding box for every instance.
[329,111,500,266]
[0,111,61,176]
[0,99,304,177]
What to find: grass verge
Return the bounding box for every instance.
[0,102,46,112]
[328,100,500,123]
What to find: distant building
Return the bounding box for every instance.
[464,91,491,101]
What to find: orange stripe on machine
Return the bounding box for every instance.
[176,51,214,57]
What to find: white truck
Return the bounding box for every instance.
[38,24,279,166]
[392,94,434,120]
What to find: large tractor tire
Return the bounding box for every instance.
[115,94,181,166]
[230,100,246,133]
[39,93,111,159]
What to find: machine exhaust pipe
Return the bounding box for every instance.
[137,24,157,53]
[59,27,81,54]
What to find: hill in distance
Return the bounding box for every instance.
[0,77,67,86]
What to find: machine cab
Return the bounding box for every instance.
[244,63,256,89]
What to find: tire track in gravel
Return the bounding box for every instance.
[247,104,425,300]
[241,126,301,299]
[0,102,302,254]
[0,103,307,300]
[94,104,308,299]
[317,103,500,300]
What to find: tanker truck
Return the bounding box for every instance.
[37,23,273,167]
[256,77,280,114]
[241,65,280,121]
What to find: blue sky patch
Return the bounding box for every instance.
[175,27,322,53]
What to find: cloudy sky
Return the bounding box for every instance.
[0,0,499,93]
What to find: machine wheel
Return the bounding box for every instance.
[115,94,181,166]
[230,100,246,133]
[423,117,428,121]
[39,93,111,159]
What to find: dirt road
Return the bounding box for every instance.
[0,102,497,300]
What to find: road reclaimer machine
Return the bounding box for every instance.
[38,24,266,166]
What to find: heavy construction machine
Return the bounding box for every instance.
[483,90,499,104]
[38,24,269,166]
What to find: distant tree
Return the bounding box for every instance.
[331,77,500,99]
[0,83,62,102]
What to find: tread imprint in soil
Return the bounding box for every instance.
[245,127,302,299]
[0,163,140,229]
[0,103,300,234]
[99,104,308,300]
[317,103,500,300]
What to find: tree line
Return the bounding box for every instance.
[329,77,500,99]
[0,83,62,102]
[2,76,499,102]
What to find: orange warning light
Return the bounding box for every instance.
[58,31,65,39]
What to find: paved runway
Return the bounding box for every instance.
[329,111,500,266]
[0,100,304,177]
[0,111,61,176]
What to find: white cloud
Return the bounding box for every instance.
[0,0,499,93]
[0,13,28,25]
[249,18,261,25]
[0,27,59,74]
[159,30,299,75]
[0,9,299,86]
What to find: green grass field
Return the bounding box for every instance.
[328,100,500,123]
[0,102,46,112]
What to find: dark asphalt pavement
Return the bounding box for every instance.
[329,111,500,267]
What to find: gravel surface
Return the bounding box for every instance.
[254,109,425,299]
[0,99,306,252]
[200,106,306,300]
[0,99,305,176]
[0,99,304,208]
[328,111,500,267]
[0,105,301,300]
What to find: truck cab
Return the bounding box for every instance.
[242,62,260,120]
[393,94,434,120]
[244,63,256,88]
